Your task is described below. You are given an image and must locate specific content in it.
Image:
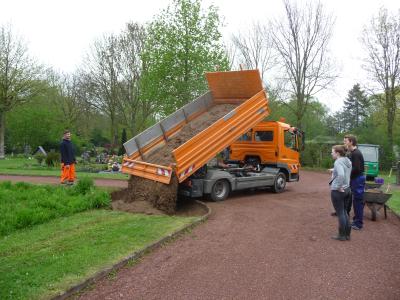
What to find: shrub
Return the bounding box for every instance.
[45,150,60,167]
[72,177,94,195]
[34,153,46,165]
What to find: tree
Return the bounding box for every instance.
[270,0,336,130]
[141,0,229,117]
[361,8,400,150]
[80,33,120,145]
[46,70,92,136]
[224,41,237,71]
[342,84,370,129]
[115,22,149,136]
[231,22,276,81]
[118,128,127,155]
[0,25,42,158]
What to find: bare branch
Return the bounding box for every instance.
[270,0,337,129]
[361,7,400,147]
[231,22,277,81]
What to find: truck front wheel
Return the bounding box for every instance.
[272,172,286,193]
[210,180,230,202]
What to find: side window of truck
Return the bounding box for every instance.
[238,130,252,141]
[255,131,273,141]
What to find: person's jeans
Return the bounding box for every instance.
[351,175,366,228]
[331,189,351,238]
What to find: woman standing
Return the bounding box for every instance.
[330,145,352,241]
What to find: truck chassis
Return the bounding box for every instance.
[179,166,286,201]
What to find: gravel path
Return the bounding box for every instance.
[0,174,127,188]
[75,170,400,300]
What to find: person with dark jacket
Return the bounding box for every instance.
[344,134,365,230]
[330,145,352,241]
[60,130,76,185]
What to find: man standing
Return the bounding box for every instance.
[60,130,76,185]
[344,134,365,230]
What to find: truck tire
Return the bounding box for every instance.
[272,172,286,193]
[210,180,230,202]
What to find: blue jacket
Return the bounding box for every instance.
[60,139,75,165]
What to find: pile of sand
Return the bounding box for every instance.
[112,104,236,214]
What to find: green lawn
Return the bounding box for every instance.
[0,180,110,236]
[376,173,400,215]
[387,189,400,215]
[0,210,196,300]
[0,157,128,180]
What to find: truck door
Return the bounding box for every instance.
[279,128,301,179]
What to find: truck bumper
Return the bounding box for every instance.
[289,172,299,182]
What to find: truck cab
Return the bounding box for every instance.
[358,144,379,180]
[229,121,303,182]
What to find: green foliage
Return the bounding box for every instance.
[90,127,110,147]
[72,176,94,194]
[45,150,60,167]
[387,189,400,215]
[0,210,195,300]
[301,140,339,168]
[141,0,229,117]
[118,128,127,155]
[342,84,370,130]
[350,101,400,170]
[5,90,65,154]
[34,152,46,165]
[0,181,111,236]
[268,99,331,141]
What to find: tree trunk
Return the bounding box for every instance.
[0,112,5,159]
[387,107,394,150]
[386,90,396,151]
[110,116,115,146]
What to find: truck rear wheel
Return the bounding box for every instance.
[210,180,230,202]
[272,172,286,193]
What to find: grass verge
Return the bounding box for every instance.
[387,189,400,215]
[0,210,196,300]
[0,179,110,236]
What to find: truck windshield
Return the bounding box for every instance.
[358,146,378,162]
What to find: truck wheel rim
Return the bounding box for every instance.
[215,182,225,197]
[277,177,285,189]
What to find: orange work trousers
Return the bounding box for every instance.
[60,163,76,183]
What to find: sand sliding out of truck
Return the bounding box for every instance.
[121,69,303,204]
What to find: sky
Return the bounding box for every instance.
[0,0,399,111]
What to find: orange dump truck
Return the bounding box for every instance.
[229,120,303,182]
[122,70,302,201]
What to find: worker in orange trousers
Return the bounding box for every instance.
[60,130,76,185]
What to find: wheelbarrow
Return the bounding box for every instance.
[363,191,392,221]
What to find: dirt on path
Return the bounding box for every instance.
[76,170,400,300]
[0,174,128,188]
